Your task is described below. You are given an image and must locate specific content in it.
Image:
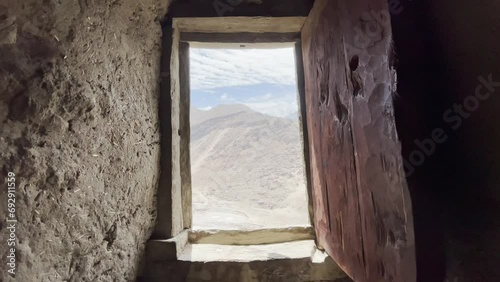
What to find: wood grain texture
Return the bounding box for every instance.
[179,42,192,229]
[153,26,186,239]
[180,32,300,43]
[153,26,180,238]
[173,17,306,33]
[189,227,315,245]
[301,0,416,281]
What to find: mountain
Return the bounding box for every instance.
[285,110,300,121]
[190,104,310,230]
[190,104,253,126]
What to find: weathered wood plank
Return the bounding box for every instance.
[301,0,416,281]
[295,41,316,229]
[179,42,192,229]
[173,17,306,33]
[153,25,184,238]
[180,32,300,43]
[189,227,315,245]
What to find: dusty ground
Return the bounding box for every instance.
[0,0,168,280]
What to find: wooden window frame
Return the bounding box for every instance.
[151,16,319,253]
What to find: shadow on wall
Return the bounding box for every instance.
[391,0,500,281]
[0,1,168,281]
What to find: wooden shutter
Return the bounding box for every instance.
[301,1,416,281]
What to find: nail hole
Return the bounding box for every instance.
[350,55,359,71]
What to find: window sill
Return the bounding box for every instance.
[146,227,316,262]
[178,240,326,263]
[144,235,351,282]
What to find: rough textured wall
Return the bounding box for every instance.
[0,0,168,280]
[392,0,500,281]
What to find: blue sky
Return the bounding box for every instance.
[190,47,299,117]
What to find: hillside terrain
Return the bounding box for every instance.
[190,104,310,230]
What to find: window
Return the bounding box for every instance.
[148,11,416,280]
[189,46,310,231]
[152,16,317,253]
[147,17,346,279]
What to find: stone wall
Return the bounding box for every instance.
[0,0,168,280]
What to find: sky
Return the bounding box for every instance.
[189,47,299,118]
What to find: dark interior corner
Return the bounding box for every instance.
[392,0,500,281]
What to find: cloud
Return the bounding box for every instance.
[246,93,273,101]
[190,48,300,118]
[190,47,297,90]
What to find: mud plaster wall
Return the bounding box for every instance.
[0,0,169,280]
[392,0,500,281]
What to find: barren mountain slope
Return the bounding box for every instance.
[190,105,310,230]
